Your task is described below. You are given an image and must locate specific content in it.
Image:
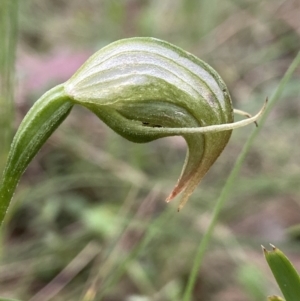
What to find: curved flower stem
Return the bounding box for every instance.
[182,51,300,301]
[0,85,73,224]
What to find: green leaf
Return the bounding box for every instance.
[263,245,300,301]
[0,298,23,301]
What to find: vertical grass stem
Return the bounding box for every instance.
[0,0,19,173]
[183,51,300,301]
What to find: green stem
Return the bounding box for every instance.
[0,0,19,174]
[0,84,73,224]
[182,51,300,301]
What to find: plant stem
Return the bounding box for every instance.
[0,85,73,225]
[0,0,19,174]
[182,51,300,301]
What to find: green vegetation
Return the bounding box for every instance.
[0,1,300,300]
[0,37,265,225]
[0,0,18,174]
[183,52,300,301]
[264,245,300,301]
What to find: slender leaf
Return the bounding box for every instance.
[263,245,300,301]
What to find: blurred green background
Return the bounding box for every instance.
[1,0,300,300]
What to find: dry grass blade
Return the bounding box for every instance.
[29,241,100,301]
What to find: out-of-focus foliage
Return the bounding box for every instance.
[1,0,300,300]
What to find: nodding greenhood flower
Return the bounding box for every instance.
[0,37,266,223]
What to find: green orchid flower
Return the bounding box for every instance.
[0,37,265,224]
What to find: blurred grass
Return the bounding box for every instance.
[0,0,18,174]
[0,0,300,300]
